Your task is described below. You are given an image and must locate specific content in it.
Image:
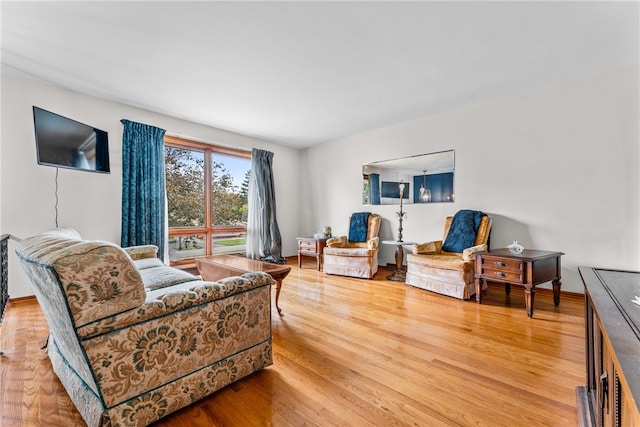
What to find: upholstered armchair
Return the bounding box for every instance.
[406,210,491,299]
[323,212,381,279]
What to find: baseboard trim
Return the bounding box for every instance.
[8,295,37,305]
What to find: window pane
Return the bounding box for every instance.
[210,153,250,227]
[168,234,206,263]
[165,147,205,228]
[212,230,246,255]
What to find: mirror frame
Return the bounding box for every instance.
[362,150,455,205]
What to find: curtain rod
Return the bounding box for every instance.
[164,132,252,153]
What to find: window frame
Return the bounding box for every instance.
[164,135,251,266]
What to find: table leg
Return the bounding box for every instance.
[316,254,321,271]
[552,278,561,306]
[525,286,535,318]
[505,283,511,295]
[298,253,302,268]
[475,278,483,303]
[395,244,403,271]
[275,279,283,315]
[386,244,407,281]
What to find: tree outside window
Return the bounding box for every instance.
[164,136,250,265]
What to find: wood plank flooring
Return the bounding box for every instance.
[0,260,585,426]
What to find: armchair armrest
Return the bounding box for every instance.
[412,240,442,255]
[462,244,487,261]
[367,237,379,251]
[327,236,347,248]
[124,245,159,260]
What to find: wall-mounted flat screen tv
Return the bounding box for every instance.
[33,106,110,173]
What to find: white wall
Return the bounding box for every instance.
[1,73,302,298]
[302,64,640,293]
[3,65,638,297]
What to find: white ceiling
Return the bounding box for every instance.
[2,1,639,148]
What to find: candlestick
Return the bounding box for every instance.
[396,181,406,242]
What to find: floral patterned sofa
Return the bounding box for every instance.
[15,228,273,427]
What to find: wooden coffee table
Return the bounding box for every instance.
[195,255,291,314]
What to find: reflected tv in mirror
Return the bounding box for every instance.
[33,106,110,173]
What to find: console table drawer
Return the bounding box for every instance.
[298,241,317,252]
[482,268,523,283]
[482,256,523,271]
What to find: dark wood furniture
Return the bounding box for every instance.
[0,234,8,327]
[474,248,563,317]
[0,234,8,355]
[576,267,640,427]
[195,254,291,314]
[297,237,328,271]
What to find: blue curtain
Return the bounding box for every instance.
[369,173,380,205]
[120,119,167,261]
[246,149,286,264]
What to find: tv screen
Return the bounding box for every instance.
[33,106,110,173]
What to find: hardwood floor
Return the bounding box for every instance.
[0,260,585,426]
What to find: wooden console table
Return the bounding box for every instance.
[296,237,328,271]
[474,248,563,317]
[195,255,291,314]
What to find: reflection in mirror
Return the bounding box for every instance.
[362,150,455,205]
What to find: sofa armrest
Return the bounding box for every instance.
[462,244,487,261]
[78,271,273,409]
[327,236,347,247]
[412,240,442,255]
[123,245,159,260]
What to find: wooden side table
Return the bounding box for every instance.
[297,237,328,271]
[474,248,564,318]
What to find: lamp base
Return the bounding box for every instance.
[386,268,407,282]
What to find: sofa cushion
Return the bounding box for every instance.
[133,258,200,291]
[324,246,376,257]
[406,253,474,274]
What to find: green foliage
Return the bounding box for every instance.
[165,147,205,227]
[165,146,250,228]
[240,170,250,203]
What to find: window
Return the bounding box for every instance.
[164,135,251,266]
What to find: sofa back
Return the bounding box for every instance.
[16,228,147,327]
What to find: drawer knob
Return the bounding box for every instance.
[496,271,507,277]
[496,261,507,267]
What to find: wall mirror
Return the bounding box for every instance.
[362,150,455,205]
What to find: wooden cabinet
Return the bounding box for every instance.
[0,234,8,328]
[297,237,328,271]
[577,267,640,427]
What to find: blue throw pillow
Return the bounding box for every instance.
[442,210,484,253]
[348,212,371,243]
